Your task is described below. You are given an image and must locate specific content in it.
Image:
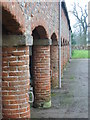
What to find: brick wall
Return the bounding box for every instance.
[2,46,30,118]
[50,45,59,88]
[1,1,70,42]
[61,8,69,41]
[2,2,25,34]
[32,46,51,108]
[19,2,59,38]
[0,47,2,119]
[1,1,71,118]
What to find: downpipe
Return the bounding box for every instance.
[59,0,61,88]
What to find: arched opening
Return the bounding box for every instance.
[51,33,57,44]
[30,26,48,86]
[50,33,59,88]
[32,25,48,40]
[30,25,51,108]
[2,6,23,35]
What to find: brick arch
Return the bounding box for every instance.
[50,30,59,41]
[32,25,48,40]
[51,33,58,45]
[1,2,25,34]
[31,16,49,39]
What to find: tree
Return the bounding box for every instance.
[70,2,88,45]
[71,33,76,45]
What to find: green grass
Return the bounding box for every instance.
[72,50,90,59]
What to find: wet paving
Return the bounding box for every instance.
[31,59,88,118]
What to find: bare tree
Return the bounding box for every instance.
[70,2,88,45]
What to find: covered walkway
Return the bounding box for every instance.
[31,59,88,118]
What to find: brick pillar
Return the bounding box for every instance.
[65,44,67,64]
[0,47,2,119]
[2,35,33,119]
[63,45,65,68]
[66,42,68,62]
[61,46,63,76]
[2,46,30,118]
[65,44,66,64]
[32,39,51,108]
[50,43,59,88]
[67,43,70,61]
[64,45,66,68]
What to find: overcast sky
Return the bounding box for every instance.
[65,0,89,32]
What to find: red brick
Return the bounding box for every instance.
[12,51,25,56]
[9,61,25,66]
[2,72,8,77]
[2,77,17,81]
[9,71,25,76]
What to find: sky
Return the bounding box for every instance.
[65,0,89,32]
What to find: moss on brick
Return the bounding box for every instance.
[43,100,51,108]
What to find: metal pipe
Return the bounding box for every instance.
[59,0,61,88]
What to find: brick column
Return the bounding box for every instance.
[65,43,67,66]
[65,44,67,65]
[32,39,52,108]
[50,41,59,88]
[0,47,2,119]
[63,45,65,69]
[61,46,63,76]
[2,35,33,118]
[67,43,70,61]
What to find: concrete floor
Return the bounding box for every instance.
[31,59,88,118]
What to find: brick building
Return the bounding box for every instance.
[0,0,71,119]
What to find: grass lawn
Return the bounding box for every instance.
[72,50,90,59]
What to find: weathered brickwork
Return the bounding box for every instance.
[2,46,30,118]
[19,2,59,38]
[50,33,59,88]
[32,46,51,108]
[61,8,69,41]
[50,45,59,88]
[0,47,2,119]
[1,0,71,118]
[1,2,25,34]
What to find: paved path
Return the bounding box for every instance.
[31,59,88,118]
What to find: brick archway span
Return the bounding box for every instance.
[31,16,49,39]
[1,1,25,34]
[51,33,58,44]
[50,31,59,41]
[32,25,48,40]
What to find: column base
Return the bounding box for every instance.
[33,100,51,108]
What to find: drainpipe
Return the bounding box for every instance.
[59,0,61,88]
